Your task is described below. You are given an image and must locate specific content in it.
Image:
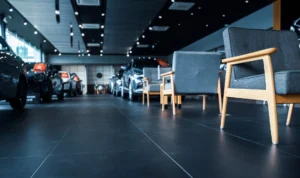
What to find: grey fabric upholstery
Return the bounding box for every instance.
[171,51,221,94]
[223,27,300,80]
[231,70,300,95]
[146,84,160,92]
[223,27,300,95]
[143,67,171,92]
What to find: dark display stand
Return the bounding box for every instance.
[281,1,299,30]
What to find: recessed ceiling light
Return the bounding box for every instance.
[9,8,13,12]
[136,41,140,45]
[43,40,46,43]
[223,14,226,17]
[171,0,175,2]
[34,30,38,35]
[86,50,90,53]
[78,50,81,53]
[34,25,38,28]
[198,7,202,9]
[245,0,249,3]
[54,49,57,52]
[126,54,130,57]
[101,25,104,29]
[59,53,61,56]
[70,32,74,36]
[178,23,181,26]
[23,21,28,26]
[142,35,145,38]
[159,16,162,19]
[88,53,90,56]
[100,54,103,56]
[130,51,132,54]
[100,41,103,44]
[82,33,85,36]
[55,10,60,15]
[101,13,105,16]
[79,24,83,28]
[149,27,153,30]
[78,54,81,57]
[100,50,103,53]
[101,34,104,37]
[191,13,194,16]
[75,11,79,15]
[206,24,208,27]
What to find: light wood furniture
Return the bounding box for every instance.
[142,78,161,106]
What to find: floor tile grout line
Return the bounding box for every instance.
[183,119,300,159]
[112,104,193,178]
[30,126,72,178]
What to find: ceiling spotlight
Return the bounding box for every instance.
[23,21,28,26]
[9,7,13,12]
[79,24,82,28]
[101,25,104,29]
[126,54,130,57]
[87,50,90,53]
[101,41,103,44]
[142,35,145,38]
[178,23,181,26]
[43,40,46,43]
[70,32,74,36]
[55,10,60,15]
[54,49,57,52]
[159,16,162,19]
[82,33,85,36]
[78,50,80,53]
[149,27,153,30]
[100,54,103,56]
[245,0,249,3]
[148,57,151,59]
[75,11,79,15]
[191,13,194,16]
[78,54,81,57]
[101,13,105,16]
[88,53,90,56]
[34,25,38,28]
[136,41,140,45]
[100,50,103,53]
[198,7,202,9]
[101,33,104,37]
[171,0,175,2]
[34,30,38,35]
[59,53,61,56]
[130,51,132,54]
[223,14,226,17]
[206,24,208,27]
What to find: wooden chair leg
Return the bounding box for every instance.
[162,94,165,111]
[203,95,206,111]
[286,103,294,126]
[172,93,176,115]
[217,77,222,114]
[220,95,228,129]
[142,92,145,105]
[147,93,150,107]
[267,98,279,144]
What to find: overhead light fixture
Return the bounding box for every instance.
[59,53,61,56]
[159,16,162,19]
[79,24,83,28]
[191,13,194,16]
[23,21,28,26]
[136,41,140,45]
[137,44,149,48]
[55,0,60,23]
[142,35,145,38]
[76,0,100,6]
[78,54,81,57]
[245,0,249,3]
[101,25,104,29]
[70,32,74,36]
[126,54,130,57]
[101,13,105,16]
[148,57,151,59]
[223,14,226,17]
[34,30,38,35]
[129,51,132,54]
[169,2,195,11]
[101,33,104,37]
[100,41,103,44]
[82,23,100,29]
[151,26,169,31]
[100,50,103,53]
[87,43,100,47]
[78,50,81,53]
[100,54,103,56]
[75,11,79,15]
[43,40,46,43]
[82,33,85,36]
[171,0,175,2]
[178,23,181,26]
[54,49,57,52]
[9,6,13,12]
[87,50,90,53]
[34,25,38,28]
[149,27,153,30]
[206,24,208,27]
[88,53,90,56]
[198,7,202,9]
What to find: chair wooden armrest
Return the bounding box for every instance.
[142,78,148,81]
[222,48,277,64]
[161,71,175,77]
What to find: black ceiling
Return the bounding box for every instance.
[0,0,56,54]
[130,0,275,55]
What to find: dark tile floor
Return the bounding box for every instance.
[0,95,300,178]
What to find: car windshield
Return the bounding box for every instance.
[0,38,10,51]
[133,60,159,69]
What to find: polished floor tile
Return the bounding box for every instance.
[0,95,300,178]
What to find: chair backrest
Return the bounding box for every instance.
[143,67,172,83]
[172,51,221,94]
[223,27,300,79]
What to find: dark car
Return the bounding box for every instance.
[0,37,27,110]
[290,17,300,39]
[121,58,170,101]
[111,69,124,96]
[26,62,64,102]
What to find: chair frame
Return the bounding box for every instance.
[220,47,300,145]
[160,71,223,115]
[142,78,161,106]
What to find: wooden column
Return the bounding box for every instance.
[273,0,281,30]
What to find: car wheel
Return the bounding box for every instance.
[128,81,137,101]
[42,81,52,103]
[9,77,27,110]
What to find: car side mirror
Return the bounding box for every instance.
[121,66,127,70]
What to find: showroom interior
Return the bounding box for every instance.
[0,0,300,177]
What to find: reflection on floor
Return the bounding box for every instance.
[0,95,300,178]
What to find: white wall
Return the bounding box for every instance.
[61,65,87,94]
[87,65,115,85]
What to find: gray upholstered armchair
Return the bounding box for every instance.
[142,67,171,106]
[221,27,300,144]
[161,51,222,115]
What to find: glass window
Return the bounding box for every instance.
[5,30,41,63]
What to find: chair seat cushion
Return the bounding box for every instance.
[164,83,172,90]
[146,84,161,92]
[231,70,300,95]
